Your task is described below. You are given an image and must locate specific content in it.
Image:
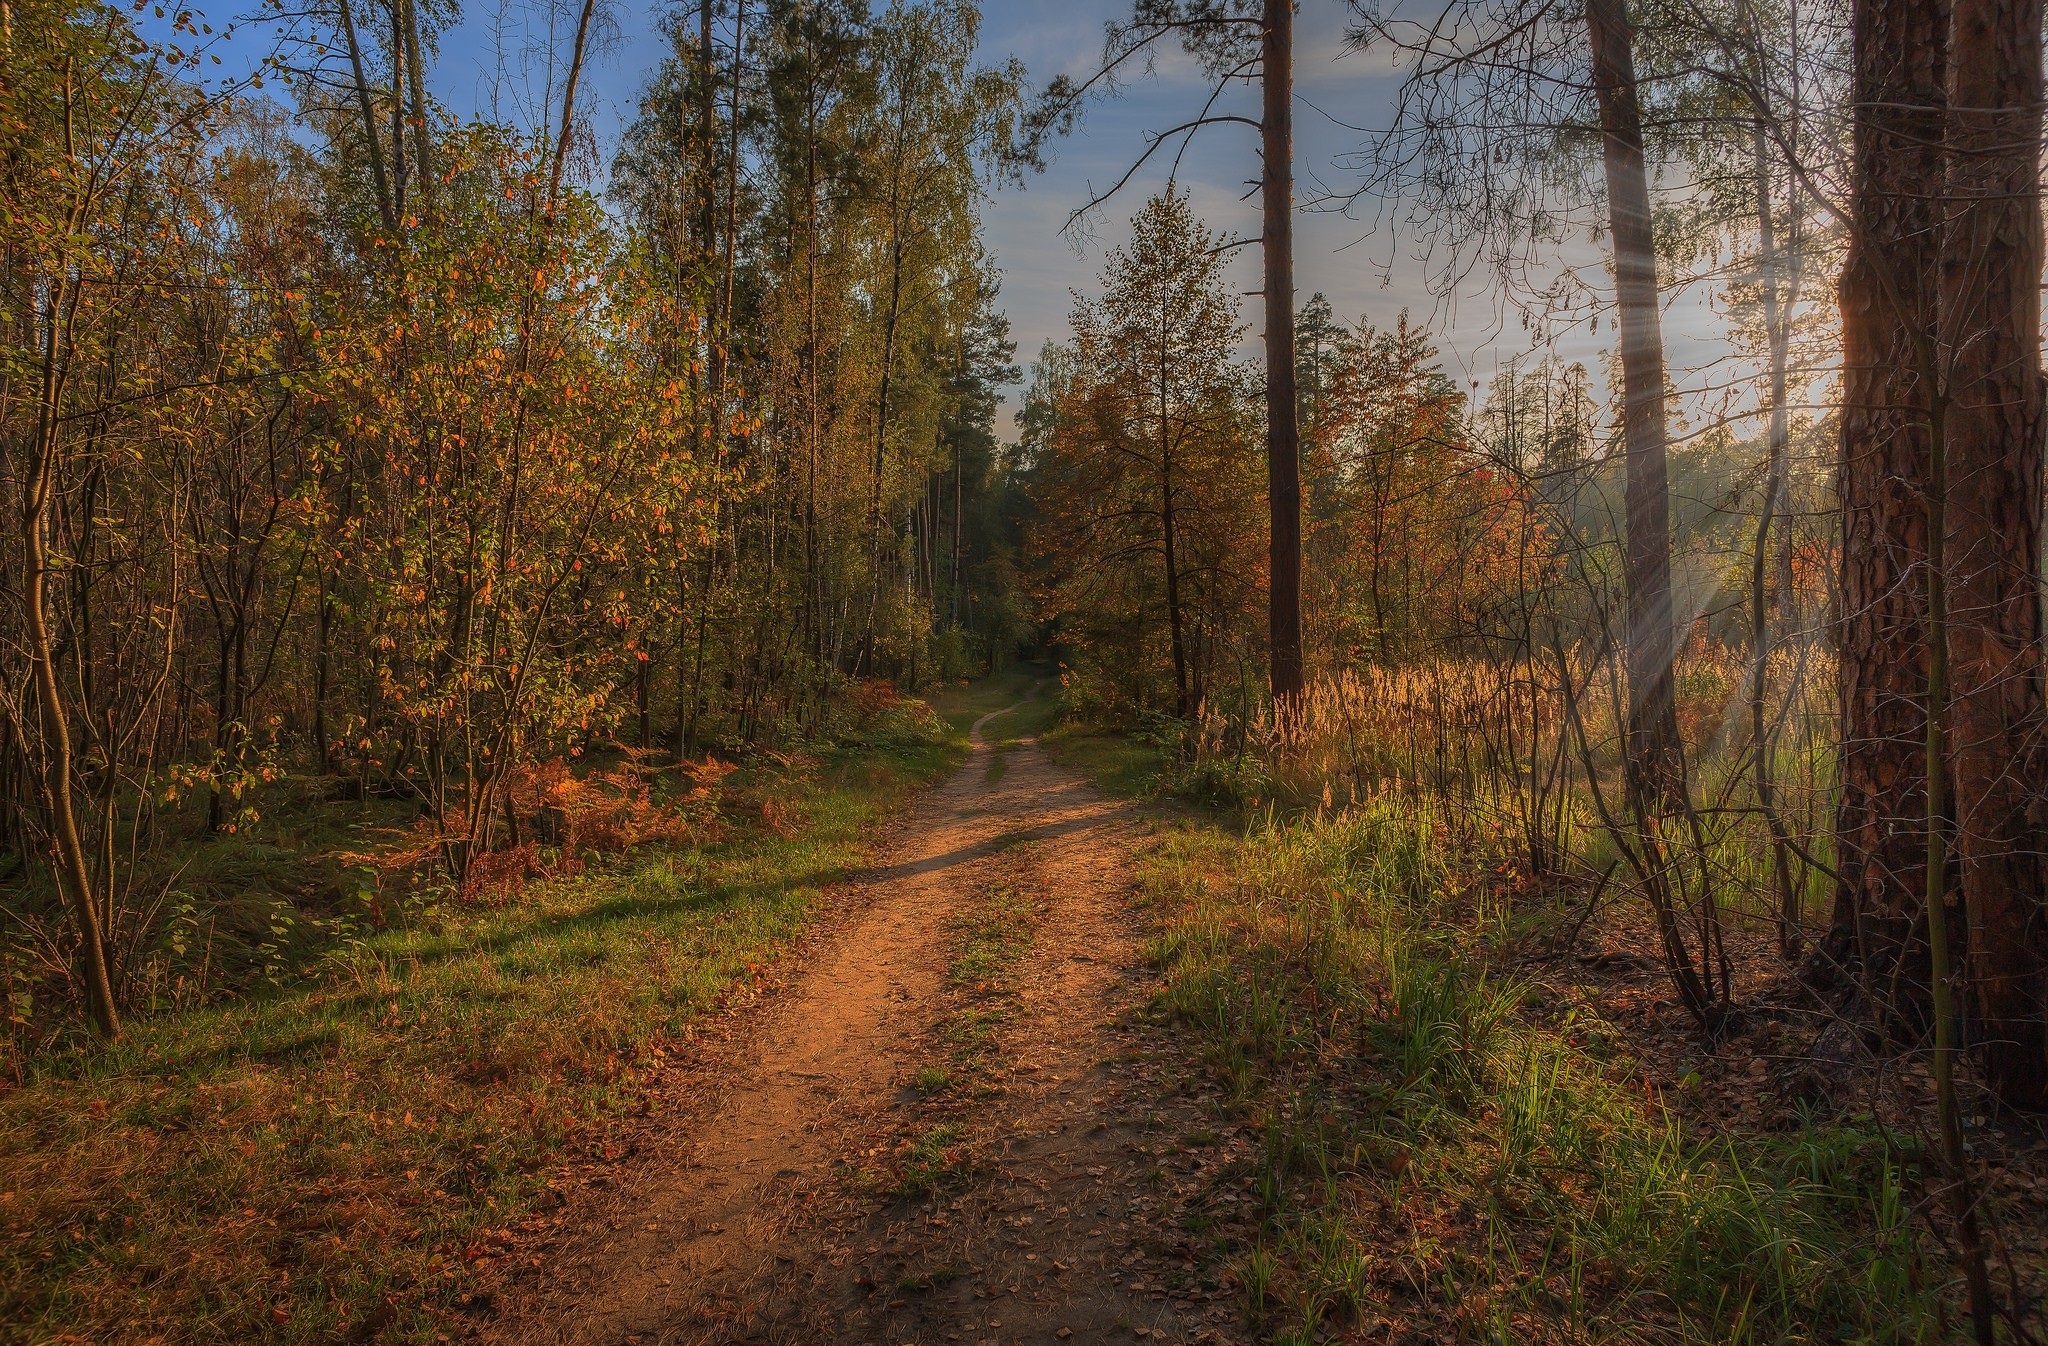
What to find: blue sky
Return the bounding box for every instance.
[163,0,1738,431]
[419,0,1591,387]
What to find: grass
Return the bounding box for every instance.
[925,881,1037,1097]
[0,712,966,1345]
[893,1120,973,1198]
[1128,802,1950,1343]
[888,881,1040,1201]
[922,662,1051,739]
[1040,724,1165,798]
[924,661,1064,786]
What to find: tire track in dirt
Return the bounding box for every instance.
[480,698,1256,1346]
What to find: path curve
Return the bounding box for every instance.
[481,698,1251,1346]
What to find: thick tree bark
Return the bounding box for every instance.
[1825,0,1946,1024]
[1585,0,1682,809]
[1262,0,1303,707]
[1939,0,2048,1107]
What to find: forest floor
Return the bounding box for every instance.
[14,674,2048,1344]
[471,689,1260,1346]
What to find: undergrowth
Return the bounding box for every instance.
[1137,797,1953,1344]
[0,707,963,1346]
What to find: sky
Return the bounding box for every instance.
[476,0,1626,408]
[166,0,1747,435]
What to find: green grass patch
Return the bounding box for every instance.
[922,662,1052,739]
[885,882,1041,1205]
[0,723,963,1346]
[948,884,1036,994]
[939,884,1036,1081]
[893,1121,972,1198]
[1135,799,1950,1343]
[1040,723,1165,798]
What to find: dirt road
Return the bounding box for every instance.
[479,698,1258,1346]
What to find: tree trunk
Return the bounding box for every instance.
[1162,454,1191,721]
[338,0,395,233]
[951,434,964,628]
[1262,0,1304,708]
[1586,0,1683,811]
[1939,0,2048,1108]
[1748,115,1802,957]
[861,64,913,676]
[1824,0,1946,1026]
[400,0,432,205]
[389,0,407,213]
[26,256,119,1036]
[802,29,824,668]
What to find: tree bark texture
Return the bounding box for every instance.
[1585,0,1683,810]
[1940,0,2048,1107]
[1262,0,1304,707]
[1827,0,1946,1025]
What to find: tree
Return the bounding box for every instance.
[1027,0,1304,708]
[1936,0,2047,1107]
[1586,0,1683,812]
[1819,0,1946,1036]
[1305,313,1529,666]
[1026,191,1261,720]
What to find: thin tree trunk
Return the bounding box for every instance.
[802,29,824,668]
[1920,380,1999,1345]
[1262,0,1304,707]
[25,167,118,1032]
[712,0,746,460]
[862,64,914,675]
[547,0,598,205]
[1748,115,1802,957]
[339,0,396,232]
[389,0,407,214]
[1586,0,1682,811]
[1939,0,2048,1108]
[400,0,432,204]
[951,433,964,628]
[1160,391,1190,720]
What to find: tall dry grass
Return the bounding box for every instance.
[1183,637,1837,942]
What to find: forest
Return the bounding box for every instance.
[3,0,2047,1340]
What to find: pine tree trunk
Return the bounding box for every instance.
[1940,0,2048,1107]
[1586,0,1683,810]
[1262,0,1304,707]
[338,0,395,232]
[1825,0,1946,1023]
[400,0,432,204]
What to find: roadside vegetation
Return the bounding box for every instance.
[1031,664,2045,1342]
[1139,802,1945,1342]
[0,700,959,1345]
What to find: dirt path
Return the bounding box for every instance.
[478,699,1258,1346]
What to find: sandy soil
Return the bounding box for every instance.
[475,698,1259,1346]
